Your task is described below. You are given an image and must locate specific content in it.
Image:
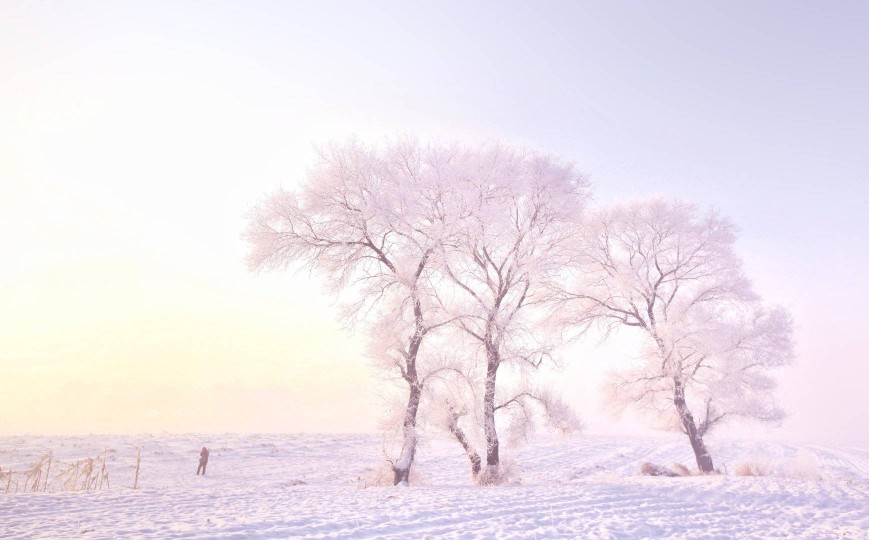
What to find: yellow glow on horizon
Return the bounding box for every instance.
[0,255,376,434]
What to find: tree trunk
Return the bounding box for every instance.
[392,330,424,486]
[447,411,482,477]
[673,378,715,473]
[483,344,500,468]
[392,381,422,485]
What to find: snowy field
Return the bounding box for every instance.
[1,433,867,539]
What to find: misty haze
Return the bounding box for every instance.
[1,2,867,539]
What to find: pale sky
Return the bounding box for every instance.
[1,1,867,442]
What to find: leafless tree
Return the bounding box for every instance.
[436,145,590,480]
[245,139,458,484]
[555,198,793,472]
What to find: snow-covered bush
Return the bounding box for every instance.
[476,456,520,486]
[735,459,772,477]
[639,462,678,477]
[734,451,822,480]
[786,450,822,480]
[670,463,692,477]
[358,460,423,489]
[358,461,399,488]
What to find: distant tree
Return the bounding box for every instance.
[244,139,458,485]
[555,199,793,472]
[436,145,589,481]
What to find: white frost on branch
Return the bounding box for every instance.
[555,198,794,471]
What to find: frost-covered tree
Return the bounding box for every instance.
[424,330,582,481]
[556,198,793,472]
[244,139,458,485]
[437,146,589,480]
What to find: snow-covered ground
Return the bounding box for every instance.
[1,433,867,539]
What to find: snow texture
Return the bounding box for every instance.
[2,433,867,539]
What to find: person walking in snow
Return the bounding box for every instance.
[197,447,209,475]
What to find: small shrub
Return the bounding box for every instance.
[476,458,520,486]
[358,461,396,488]
[357,461,422,488]
[639,462,678,477]
[476,466,501,486]
[787,450,822,481]
[734,459,771,477]
[670,463,692,477]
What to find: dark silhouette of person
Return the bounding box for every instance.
[197,447,209,475]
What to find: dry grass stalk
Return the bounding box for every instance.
[99,450,110,490]
[82,458,95,490]
[23,453,51,492]
[2,450,115,493]
[43,452,52,492]
[133,447,141,490]
[56,460,81,491]
[2,467,13,494]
